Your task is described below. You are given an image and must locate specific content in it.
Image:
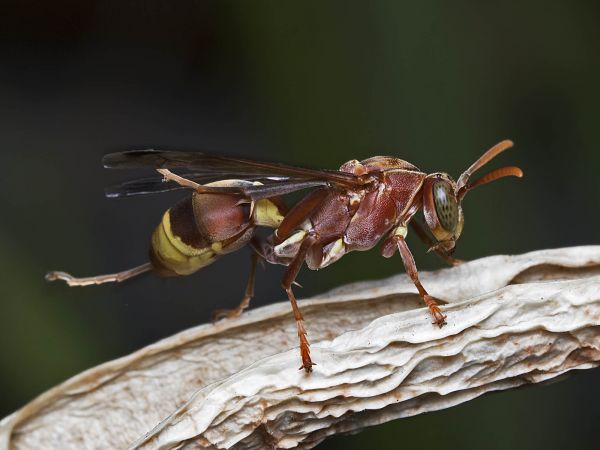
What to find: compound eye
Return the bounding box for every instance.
[433,181,458,232]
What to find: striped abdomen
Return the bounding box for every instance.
[150,180,284,277]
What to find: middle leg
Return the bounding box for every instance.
[280,231,321,372]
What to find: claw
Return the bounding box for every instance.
[210,309,229,323]
[450,257,465,267]
[298,352,315,372]
[211,307,242,323]
[298,362,315,372]
[424,295,447,327]
[430,305,447,327]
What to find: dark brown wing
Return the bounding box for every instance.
[102,149,368,188]
[105,174,330,200]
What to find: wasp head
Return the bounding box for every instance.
[421,140,523,254]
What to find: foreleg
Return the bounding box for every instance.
[409,220,464,266]
[381,227,447,327]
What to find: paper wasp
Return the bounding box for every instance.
[46,140,522,372]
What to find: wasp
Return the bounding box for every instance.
[46,140,522,372]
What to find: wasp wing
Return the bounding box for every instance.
[102,149,366,188]
[105,174,330,200]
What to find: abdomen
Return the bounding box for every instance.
[150,180,285,277]
[150,190,254,277]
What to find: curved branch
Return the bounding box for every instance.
[1,246,600,449]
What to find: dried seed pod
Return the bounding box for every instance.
[4,246,600,449]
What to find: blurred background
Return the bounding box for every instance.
[1,1,599,449]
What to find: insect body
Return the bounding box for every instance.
[46,140,523,372]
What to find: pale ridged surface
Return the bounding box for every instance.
[1,247,599,450]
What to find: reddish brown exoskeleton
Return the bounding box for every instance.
[46,140,522,372]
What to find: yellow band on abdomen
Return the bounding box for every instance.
[151,210,217,276]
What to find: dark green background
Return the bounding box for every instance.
[1,2,598,449]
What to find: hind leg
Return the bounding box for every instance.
[46,262,152,286]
